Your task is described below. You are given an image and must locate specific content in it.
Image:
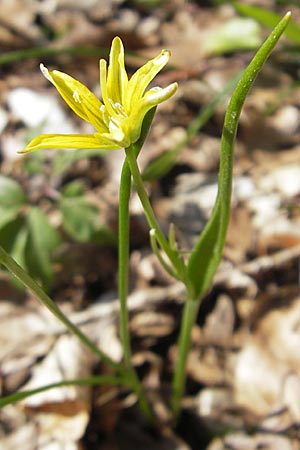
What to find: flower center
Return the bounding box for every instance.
[100,98,130,140]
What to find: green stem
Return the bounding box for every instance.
[128,372,154,421]
[118,109,157,362]
[118,164,154,420]
[118,160,132,365]
[0,245,122,372]
[125,146,185,282]
[119,161,153,420]
[171,296,200,420]
[117,109,159,421]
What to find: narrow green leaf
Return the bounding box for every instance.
[11,225,28,265]
[0,217,28,290]
[59,196,100,242]
[0,216,25,254]
[0,207,21,230]
[25,207,61,288]
[62,180,86,197]
[187,12,291,299]
[89,227,117,246]
[234,3,300,44]
[0,375,121,408]
[0,177,27,257]
[0,175,26,209]
[52,148,109,175]
[9,224,28,291]
[0,46,110,66]
[142,149,179,181]
[0,244,124,370]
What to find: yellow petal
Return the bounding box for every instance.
[127,82,178,143]
[40,64,106,133]
[142,82,178,106]
[99,59,117,118]
[124,49,170,112]
[106,37,128,105]
[19,133,121,153]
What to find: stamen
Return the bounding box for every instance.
[108,117,125,143]
[114,101,128,118]
[108,116,121,132]
[107,98,127,118]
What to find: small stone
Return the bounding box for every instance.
[259,165,300,197]
[233,176,256,202]
[248,193,281,228]
[7,87,75,133]
[0,107,8,134]
[271,105,300,136]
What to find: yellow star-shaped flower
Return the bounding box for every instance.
[20,37,178,153]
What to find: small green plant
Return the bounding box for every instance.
[0,12,291,424]
[0,174,60,289]
[0,174,114,289]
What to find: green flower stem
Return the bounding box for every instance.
[170,296,199,420]
[118,158,154,422]
[117,109,158,421]
[171,11,291,421]
[118,160,132,365]
[124,146,185,282]
[119,109,157,366]
[0,245,123,373]
[118,152,163,422]
[119,127,158,362]
[128,371,154,421]
[119,158,154,421]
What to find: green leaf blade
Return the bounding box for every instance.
[234,3,300,44]
[25,207,61,288]
[59,196,100,242]
[0,175,26,210]
[187,12,291,299]
[142,149,179,181]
